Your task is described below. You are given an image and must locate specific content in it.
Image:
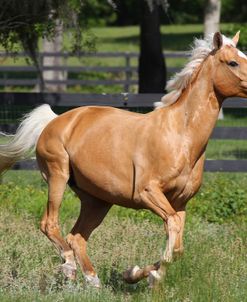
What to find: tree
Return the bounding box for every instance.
[0,1,58,90]
[204,0,224,119]
[204,0,221,37]
[42,20,67,92]
[138,0,166,93]
[0,0,112,91]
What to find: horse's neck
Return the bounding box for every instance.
[172,58,223,163]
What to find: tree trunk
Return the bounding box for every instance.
[42,20,67,92]
[204,0,221,37]
[138,0,166,93]
[115,1,129,25]
[204,0,223,119]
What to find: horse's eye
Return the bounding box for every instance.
[228,61,239,67]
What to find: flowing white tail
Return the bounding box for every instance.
[0,104,57,173]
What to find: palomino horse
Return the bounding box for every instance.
[0,32,247,287]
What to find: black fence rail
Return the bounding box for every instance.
[0,51,188,92]
[1,92,247,172]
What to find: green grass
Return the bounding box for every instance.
[0,171,247,301]
[206,139,247,159]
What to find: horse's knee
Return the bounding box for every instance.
[40,217,59,237]
[167,214,181,234]
[45,221,60,237]
[66,233,86,252]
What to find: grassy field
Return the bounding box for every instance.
[0,171,246,301]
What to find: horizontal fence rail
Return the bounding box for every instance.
[0,51,246,93]
[0,92,247,172]
[0,51,188,92]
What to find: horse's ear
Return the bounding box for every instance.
[232,30,240,46]
[213,32,223,50]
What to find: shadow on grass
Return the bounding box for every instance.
[221,148,247,159]
[104,267,148,294]
[101,32,202,51]
[223,108,247,119]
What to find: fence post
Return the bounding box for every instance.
[124,53,131,92]
[3,72,7,91]
[38,52,44,92]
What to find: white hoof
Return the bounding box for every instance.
[61,262,77,280]
[85,274,101,288]
[163,256,173,263]
[148,270,162,288]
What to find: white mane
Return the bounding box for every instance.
[155,34,235,109]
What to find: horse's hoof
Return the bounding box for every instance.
[84,274,101,288]
[163,256,173,263]
[148,270,162,288]
[61,262,77,280]
[123,265,140,284]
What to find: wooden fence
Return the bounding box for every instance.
[0,51,188,92]
[0,92,247,172]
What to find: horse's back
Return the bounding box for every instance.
[37,105,140,145]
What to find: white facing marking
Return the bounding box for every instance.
[238,50,247,59]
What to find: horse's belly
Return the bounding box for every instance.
[70,158,143,208]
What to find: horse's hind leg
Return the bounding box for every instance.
[38,155,77,280]
[66,189,111,287]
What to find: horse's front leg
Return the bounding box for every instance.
[123,184,182,286]
[172,210,186,258]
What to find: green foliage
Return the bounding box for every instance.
[0,2,70,88]
[0,0,58,50]
[167,0,205,24]
[188,173,247,223]
[221,0,247,23]
[77,0,117,27]
[87,0,247,25]
[224,23,247,50]
[0,1,109,63]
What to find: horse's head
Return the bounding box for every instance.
[212,31,247,98]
